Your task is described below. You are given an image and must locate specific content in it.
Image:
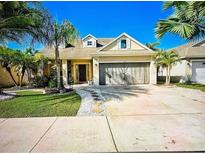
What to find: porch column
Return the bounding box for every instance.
[93,57,99,85]
[37,61,44,76]
[150,60,157,84]
[62,59,68,85]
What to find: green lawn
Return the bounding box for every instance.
[176,83,205,92]
[0,90,81,118]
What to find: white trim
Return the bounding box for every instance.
[97,32,153,52]
[82,34,97,41]
[87,41,93,46]
[119,38,127,49]
[190,59,205,62]
[192,39,205,47]
[99,61,151,63]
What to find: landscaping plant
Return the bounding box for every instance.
[49,20,78,90]
[0,1,52,44]
[155,1,205,40]
[0,47,47,87]
[154,50,180,85]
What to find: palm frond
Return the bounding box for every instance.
[156,1,205,40]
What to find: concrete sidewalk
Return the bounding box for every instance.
[1,86,205,152]
[0,117,116,153]
[0,114,205,152]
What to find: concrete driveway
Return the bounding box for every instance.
[98,85,205,115]
[0,85,205,152]
[100,85,205,151]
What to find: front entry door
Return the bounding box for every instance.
[78,64,86,82]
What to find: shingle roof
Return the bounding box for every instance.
[41,33,153,59]
[171,39,205,58]
[97,38,114,47]
[42,38,114,59]
[42,47,97,59]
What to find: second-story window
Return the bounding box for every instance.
[121,39,127,49]
[87,41,93,46]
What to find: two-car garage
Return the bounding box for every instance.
[99,62,150,85]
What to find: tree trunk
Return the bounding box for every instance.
[6,67,18,86]
[27,69,32,85]
[156,66,159,84]
[55,46,64,90]
[167,65,171,85]
[165,67,169,85]
[56,61,61,89]
[20,67,26,87]
[17,73,20,86]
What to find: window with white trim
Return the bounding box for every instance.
[87,41,93,46]
[120,39,127,49]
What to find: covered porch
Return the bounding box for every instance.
[62,59,93,85]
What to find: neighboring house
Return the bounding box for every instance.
[42,33,157,85]
[159,39,205,84]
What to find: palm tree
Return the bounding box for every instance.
[0,46,46,87]
[49,20,78,89]
[0,1,52,44]
[146,42,161,80]
[0,47,19,86]
[145,42,160,51]
[154,50,180,85]
[155,1,205,40]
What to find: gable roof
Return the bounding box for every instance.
[42,38,114,59]
[192,39,205,47]
[98,32,153,52]
[171,39,205,58]
[42,33,154,59]
[82,34,97,41]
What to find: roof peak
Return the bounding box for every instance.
[82,34,97,40]
[97,32,153,52]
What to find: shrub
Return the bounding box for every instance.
[32,75,49,87]
[185,75,192,84]
[48,71,57,88]
[48,78,57,88]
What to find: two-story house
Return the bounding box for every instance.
[42,33,157,85]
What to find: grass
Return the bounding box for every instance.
[176,83,205,92]
[0,90,81,118]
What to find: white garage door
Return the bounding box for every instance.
[192,61,205,84]
[99,63,150,85]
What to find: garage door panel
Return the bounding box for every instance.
[99,63,150,85]
[192,61,205,84]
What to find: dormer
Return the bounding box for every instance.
[98,33,152,52]
[117,37,131,50]
[82,34,97,48]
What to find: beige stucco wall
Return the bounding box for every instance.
[130,40,144,50]
[150,60,157,84]
[92,56,157,85]
[158,60,192,82]
[93,58,100,85]
[0,65,28,87]
[159,60,187,77]
[102,36,144,51]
